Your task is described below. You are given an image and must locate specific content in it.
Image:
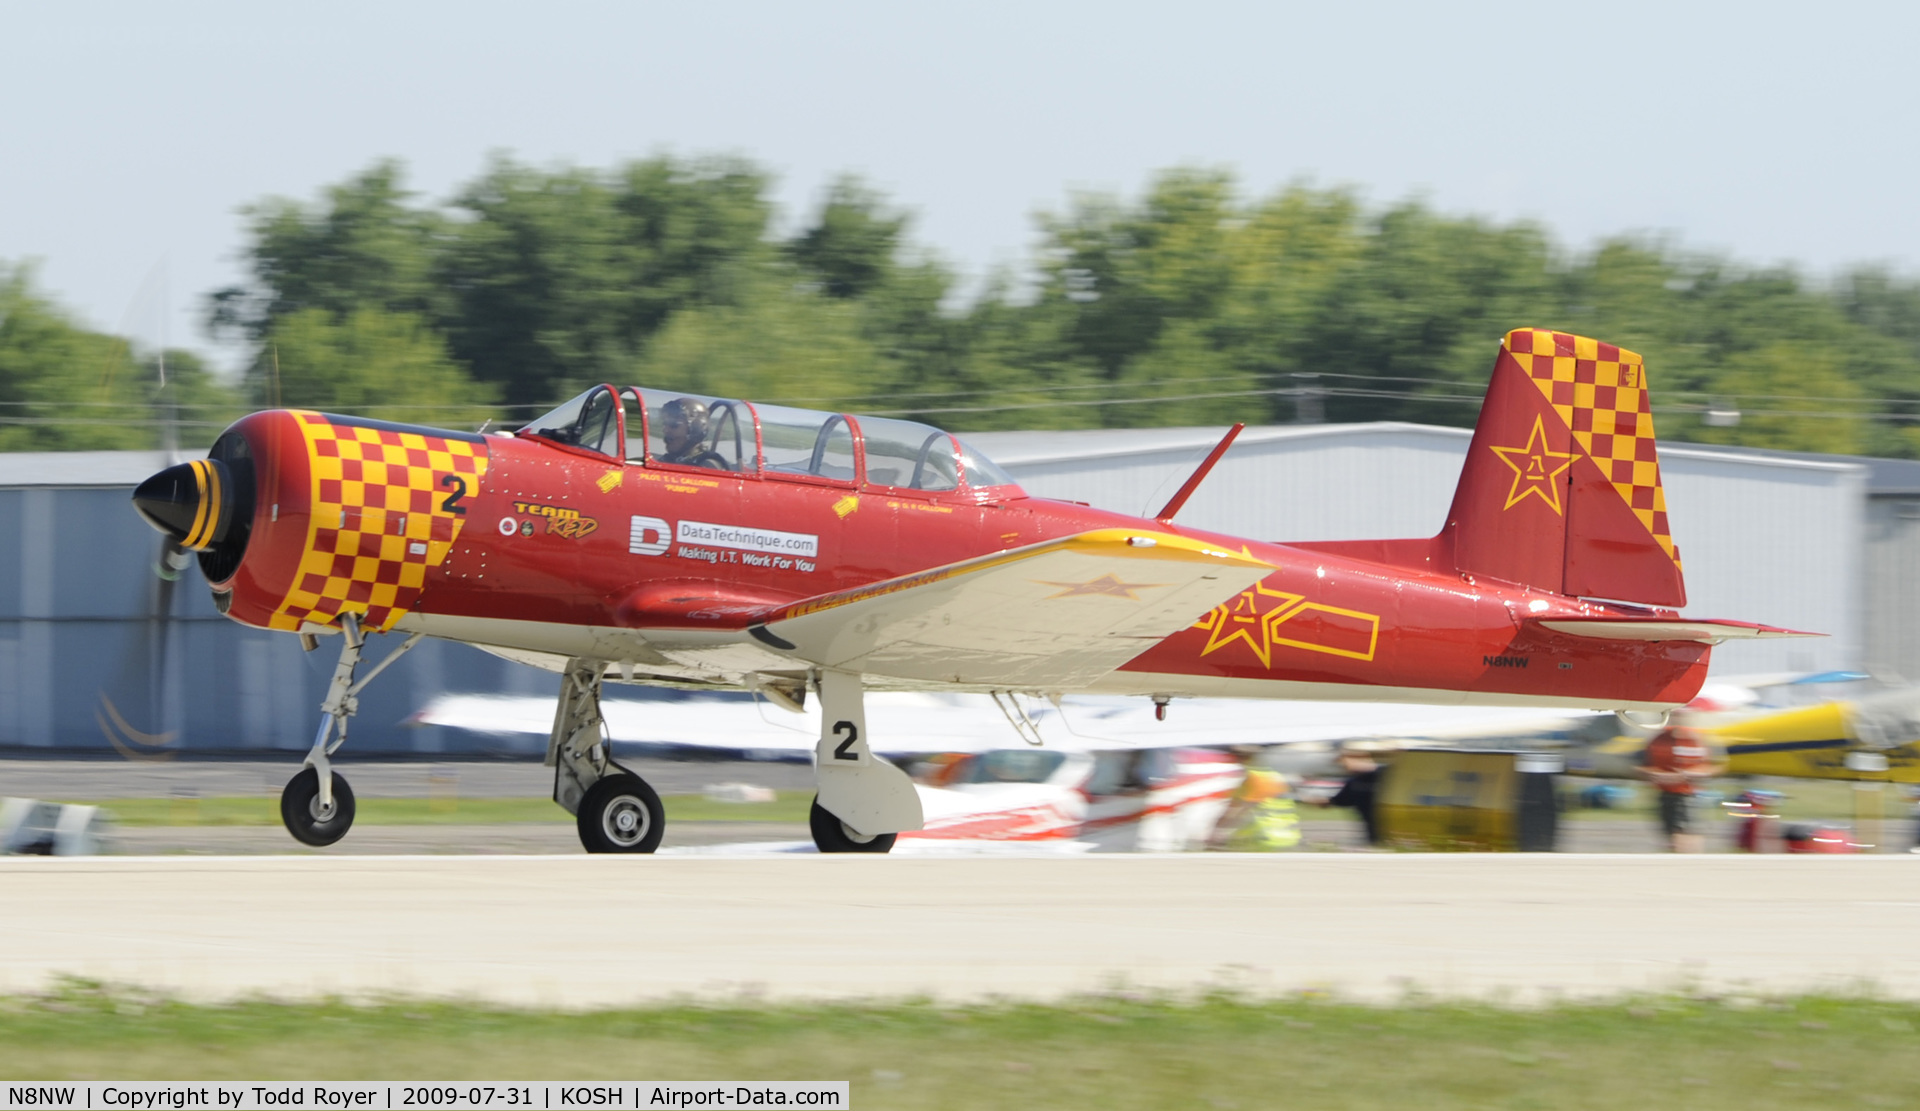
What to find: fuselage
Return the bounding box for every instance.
[182,399,1709,712]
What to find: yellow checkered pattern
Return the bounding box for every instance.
[1503,328,1677,565]
[268,413,490,632]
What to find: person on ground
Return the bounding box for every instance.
[1635,724,1726,853]
[1207,746,1301,851]
[1322,745,1386,847]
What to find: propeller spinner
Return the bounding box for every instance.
[132,458,234,550]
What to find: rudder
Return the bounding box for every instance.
[1443,328,1685,606]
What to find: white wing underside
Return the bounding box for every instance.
[753,528,1274,688]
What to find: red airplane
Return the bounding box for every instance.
[131,327,1811,853]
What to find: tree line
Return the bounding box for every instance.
[6,156,1920,456]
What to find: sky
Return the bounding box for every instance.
[4,1,1917,374]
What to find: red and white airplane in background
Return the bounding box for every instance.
[131,328,1810,853]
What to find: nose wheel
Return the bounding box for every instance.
[280,766,357,846]
[577,773,665,853]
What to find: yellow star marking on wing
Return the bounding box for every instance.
[1488,415,1575,515]
[1035,573,1169,600]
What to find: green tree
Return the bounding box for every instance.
[788,176,908,300]
[632,279,891,404]
[208,155,1920,458]
[259,307,496,428]
[208,161,447,346]
[440,155,777,410]
[1689,341,1871,454]
[0,262,239,451]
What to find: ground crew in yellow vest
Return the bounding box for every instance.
[1209,745,1301,851]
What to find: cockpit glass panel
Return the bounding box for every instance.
[757,403,856,482]
[635,388,748,471]
[956,438,1020,491]
[858,416,960,492]
[962,749,1067,785]
[619,389,647,462]
[519,386,621,458]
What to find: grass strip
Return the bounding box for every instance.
[1,981,1916,1109]
[60,793,813,827]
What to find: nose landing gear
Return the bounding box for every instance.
[278,613,423,847]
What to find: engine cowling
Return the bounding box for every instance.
[132,410,492,632]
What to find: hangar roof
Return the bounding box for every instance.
[965,424,1877,482]
[0,450,183,488]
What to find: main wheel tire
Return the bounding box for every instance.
[809,797,897,854]
[280,766,356,846]
[577,774,665,854]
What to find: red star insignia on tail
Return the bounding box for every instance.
[1488,415,1575,515]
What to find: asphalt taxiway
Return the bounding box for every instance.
[2,855,1915,1006]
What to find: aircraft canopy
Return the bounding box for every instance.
[518,385,1022,497]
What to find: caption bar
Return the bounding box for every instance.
[1,1084,848,1111]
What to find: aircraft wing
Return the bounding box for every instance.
[748,528,1274,688]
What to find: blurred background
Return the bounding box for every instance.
[3,1,1919,754]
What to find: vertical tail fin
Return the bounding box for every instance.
[1444,328,1685,606]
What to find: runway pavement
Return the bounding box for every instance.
[89,816,1671,854]
[2,854,1916,1006]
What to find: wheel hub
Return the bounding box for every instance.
[603,795,649,846]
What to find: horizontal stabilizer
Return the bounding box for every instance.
[755,529,1274,687]
[1532,616,1821,645]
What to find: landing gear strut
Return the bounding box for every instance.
[280,614,422,846]
[808,669,922,853]
[550,659,664,854]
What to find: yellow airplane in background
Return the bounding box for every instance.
[1572,672,1920,783]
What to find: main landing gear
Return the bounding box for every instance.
[281,614,423,846]
[545,663,923,854]
[806,669,922,853]
[551,660,665,854]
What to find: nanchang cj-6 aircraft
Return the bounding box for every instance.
[131,328,1810,852]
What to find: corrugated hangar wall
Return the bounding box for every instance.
[1866,497,1920,680]
[0,427,1872,753]
[965,424,1866,678]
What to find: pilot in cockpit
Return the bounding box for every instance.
[657,398,729,470]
